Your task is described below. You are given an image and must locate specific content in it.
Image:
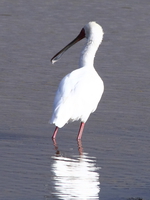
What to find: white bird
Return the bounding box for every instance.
[50,21,104,140]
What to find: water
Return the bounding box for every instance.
[0,0,150,199]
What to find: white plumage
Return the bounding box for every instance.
[50,21,104,140]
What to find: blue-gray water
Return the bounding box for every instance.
[0,1,150,200]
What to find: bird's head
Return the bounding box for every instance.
[51,21,103,64]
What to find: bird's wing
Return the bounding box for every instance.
[51,69,84,127]
[54,73,78,108]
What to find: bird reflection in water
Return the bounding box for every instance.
[51,139,100,199]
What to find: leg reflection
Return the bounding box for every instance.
[77,139,83,155]
[52,138,60,155]
[52,138,83,155]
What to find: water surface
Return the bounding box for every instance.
[0,0,150,199]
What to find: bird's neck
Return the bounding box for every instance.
[79,38,100,68]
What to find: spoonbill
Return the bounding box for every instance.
[50,21,104,140]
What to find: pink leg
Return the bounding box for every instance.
[52,126,58,139]
[77,122,85,140]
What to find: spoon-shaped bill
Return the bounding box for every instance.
[51,28,85,64]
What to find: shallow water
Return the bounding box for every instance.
[0,0,150,199]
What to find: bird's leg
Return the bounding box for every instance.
[77,122,85,140]
[52,126,58,140]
